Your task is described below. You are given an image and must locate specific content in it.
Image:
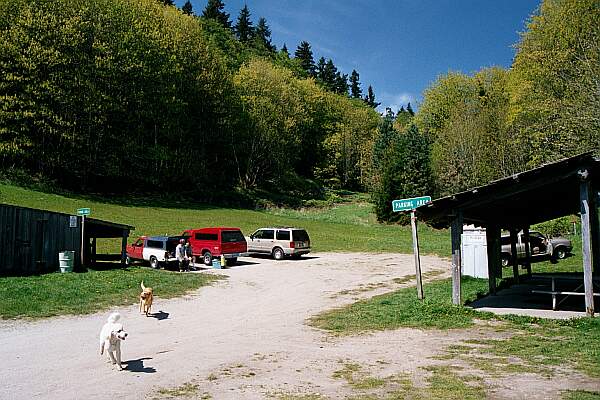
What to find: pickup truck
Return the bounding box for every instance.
[126,235,186,269]
[500,230,572,267]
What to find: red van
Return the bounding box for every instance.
[182,227,247,266]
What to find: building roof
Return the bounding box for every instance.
[417,152,600,229]
[0,203,134,234]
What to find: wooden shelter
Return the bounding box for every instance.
[0,204,134,276]
[418,152,600,316]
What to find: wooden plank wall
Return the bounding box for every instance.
[0,205,81,275]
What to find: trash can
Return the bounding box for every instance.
[211,258,221,269]
[58,251,75,273]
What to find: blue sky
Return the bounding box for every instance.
[175,0,541,112]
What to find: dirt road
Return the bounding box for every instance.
[1,253,596,399]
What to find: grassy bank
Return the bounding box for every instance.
[0,267,221,319]
[0,183,450,255]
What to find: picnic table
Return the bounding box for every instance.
[531,274,600,311]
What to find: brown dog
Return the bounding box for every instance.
[139,281,153,316]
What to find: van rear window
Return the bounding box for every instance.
[221,230,245,243]
[292,230,309,242]
[195,233,218,241]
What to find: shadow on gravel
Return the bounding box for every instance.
[125,357,156,373]
[149,311,169,320]
[246,255,320,262]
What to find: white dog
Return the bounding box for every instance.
[99,312,128,370]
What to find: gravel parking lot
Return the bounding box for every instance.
[1,252,596,399]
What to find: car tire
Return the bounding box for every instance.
[203,252,212,266]
[501,254,510,268]
[149,256,159,269]
[554,248,567,260]
[272,247,284,261]
[125,256,132,266]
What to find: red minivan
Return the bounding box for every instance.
[182,227,247,266]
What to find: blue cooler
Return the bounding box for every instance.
[211,258,221,269]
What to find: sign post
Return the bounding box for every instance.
[392,196,431,300]
[77,208,91,267]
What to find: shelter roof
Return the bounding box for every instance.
[417,152,600,229]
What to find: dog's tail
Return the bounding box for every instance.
[141,281,146,291]
[107,312,121,323]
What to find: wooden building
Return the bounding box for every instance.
[0,204,134,276]
[418,152,599,317]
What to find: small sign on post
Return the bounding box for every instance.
[392,196,432,300]
[77,208,91,216]
[392,196,431,212]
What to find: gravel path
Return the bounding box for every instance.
[1,252,597,399]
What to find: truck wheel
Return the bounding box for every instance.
[125,256,132,266]
[203,252,212,266]
[501,255,510,268]
[149,256,159,269]
[272,247,284,261]
[553,248,567,260]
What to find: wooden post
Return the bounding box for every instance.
[80,215,85,268]
[121,231,128,267]
[486,224,499,294]
[523,227,532,277]
[91,237,97,265]
[510,228,520,283]
[580,172,595,317]
[451,210,463,305]
[410,210,424,300]
[590,187,599,275]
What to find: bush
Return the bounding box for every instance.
[533,216,574,237]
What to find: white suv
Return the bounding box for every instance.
[246,227,311,260]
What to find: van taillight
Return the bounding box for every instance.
[290,241,295,249]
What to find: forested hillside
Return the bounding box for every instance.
[0,0,380,197]
[0,0,598,221]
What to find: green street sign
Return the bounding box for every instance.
[77,207,91,216]
[392,196,431,212]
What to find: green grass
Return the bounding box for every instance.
[562,390,600,400]
[309,277,493,333]
[311,276,600,379]
[0,267,221,319]
[329,363,485,400]
[462,316,600,378]
[0,183,450,255]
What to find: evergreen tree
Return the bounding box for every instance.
[323,59,338,89]
[234,4,253,42]
[294,41,315,76]
[394,105,413,131]
[182,0,193,15]
[406,102,414,116]
[315,57,326,81]
[202,0,231,30]
[161,0,174,5]
[335,72,348,95]
[281,43,289,57]
[364,85,380,108]
[350,69,362,98]
[254,17,275,51]
[372,123,432,222]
